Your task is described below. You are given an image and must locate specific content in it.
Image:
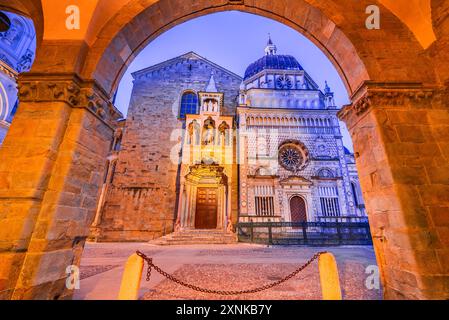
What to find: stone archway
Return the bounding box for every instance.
[82,0,438,97]
[0,0,447,300]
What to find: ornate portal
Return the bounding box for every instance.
[176,74,234,233]
[177,163,229,231]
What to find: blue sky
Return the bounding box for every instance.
[115,11,353,150]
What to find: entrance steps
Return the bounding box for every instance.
[150,229,238,245]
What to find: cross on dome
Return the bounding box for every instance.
[265,34,277,55]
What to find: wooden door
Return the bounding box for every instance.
[195,188,218,229]
[290,196,307,228]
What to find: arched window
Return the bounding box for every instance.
[179,91,198,119]
[317,168,334,178]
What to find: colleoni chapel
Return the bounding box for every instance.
[90,38,366,243]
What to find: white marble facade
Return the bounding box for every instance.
[237,38,366,224]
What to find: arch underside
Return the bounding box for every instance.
[0,0,440,97]
[83,0,437,98]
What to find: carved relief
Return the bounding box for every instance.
[186,163,227,185]
[338,83,435,122]
[17,75,123,126]
[314,136,332,158]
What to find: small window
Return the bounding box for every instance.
[179,91,198,119]
[320,198,341,217]
[318,186,341,217]
[255,196,275,216]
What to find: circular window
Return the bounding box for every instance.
[276,76,292,89]
[278,141,309,172]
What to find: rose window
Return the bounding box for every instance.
[276,76,293,89]
[278,141,309,172]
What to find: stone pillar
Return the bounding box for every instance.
[176,183,185,229]
[430,0,449,87]
[190,186,198,229]
[338,82,449,299]
[0,73,122,300]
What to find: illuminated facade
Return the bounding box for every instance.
[94,40,365,243]
[237,38,366,224]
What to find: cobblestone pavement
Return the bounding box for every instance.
[74,242,382,300]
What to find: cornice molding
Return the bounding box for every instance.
[0,61,18,79]
[338,82,437,123]
[17,73,123,127]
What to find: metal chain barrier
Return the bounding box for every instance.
[136,250,327,296]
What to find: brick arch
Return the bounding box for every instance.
[430,0,449,39]
[82,0,437,98]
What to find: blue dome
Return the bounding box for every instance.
[244,55,303,80]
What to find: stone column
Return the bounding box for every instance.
[338,82,449,299]
[176,183,185,229]
[0,73,122,300]
[226,179,232,231]
[188,185,197,229]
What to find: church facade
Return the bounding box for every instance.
[92,40,366,243]
[237,39,365,225]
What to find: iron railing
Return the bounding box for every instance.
[236,221,372,246]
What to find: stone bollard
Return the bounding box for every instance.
[118,253,144,300]
[318,252,342,300]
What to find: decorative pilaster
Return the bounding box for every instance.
[0,73,122,299]
[338,82,435,128]
[338,81,449,299]
[18,73,123,128]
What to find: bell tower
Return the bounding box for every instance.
[173,71,236,239]
[198,72,224,116]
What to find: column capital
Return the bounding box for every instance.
[338,81,437,127]
[17,72,123,127]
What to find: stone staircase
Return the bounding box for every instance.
[150,229,238,245]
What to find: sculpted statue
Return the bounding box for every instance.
[202,117,215,145]
[227,220,234,233]
[202,126,215,145]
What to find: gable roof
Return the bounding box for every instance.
[131,51,242,81]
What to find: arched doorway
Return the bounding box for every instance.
[195,187,218,229]
[178,163,229,231]
[290,196,307,226]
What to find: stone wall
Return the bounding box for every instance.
[339,82,449,299]
[0,74,121,299]
[96,54,242,241]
